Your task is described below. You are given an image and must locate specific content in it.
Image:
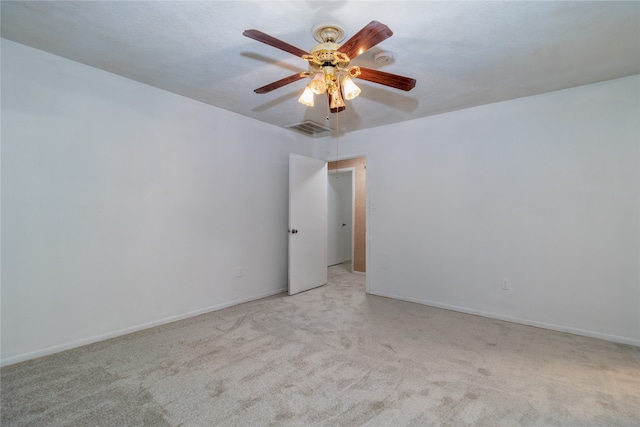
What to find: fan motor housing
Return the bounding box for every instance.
[306,43,350,70]
[310,42,340,54]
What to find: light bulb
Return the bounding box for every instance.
[308,73,327,95]
[298,86,314,107]
[342,76,361,100]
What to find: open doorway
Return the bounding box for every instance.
[328,169,353,267]
[327,157,366,274]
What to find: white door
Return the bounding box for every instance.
[289,153,328,295]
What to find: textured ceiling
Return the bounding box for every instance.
[2,1,639,136]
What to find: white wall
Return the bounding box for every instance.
[2,40,638,367]
[1,40,315,365]
[322,75,640,346]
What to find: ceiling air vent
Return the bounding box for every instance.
[286,120,332,138]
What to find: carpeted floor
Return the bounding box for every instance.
[1,262,639,426]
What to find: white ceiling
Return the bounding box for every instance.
[2,1,639,136]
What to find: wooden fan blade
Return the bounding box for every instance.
[243,29,309,58]
[357,67,416,92]
[338,21,393,60]
[254,73,306,94]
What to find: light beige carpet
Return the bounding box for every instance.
[2,263,639,426]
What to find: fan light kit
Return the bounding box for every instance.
[243,21,416,113]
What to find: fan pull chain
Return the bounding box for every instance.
[335,108,340,172]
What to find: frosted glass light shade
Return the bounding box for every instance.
[309,73,327,95]
[298,86,315,107]
[342,76,361,100]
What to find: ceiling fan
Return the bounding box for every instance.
[243,21,416,113]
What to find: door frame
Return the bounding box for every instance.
[325,153,370,294]
[328,167,355,272]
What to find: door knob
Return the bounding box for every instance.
[290,229,298,234]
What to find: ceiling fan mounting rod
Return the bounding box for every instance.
[312,23,346,44]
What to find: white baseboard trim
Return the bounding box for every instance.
[367,290,640,347]
[1,287,287,367]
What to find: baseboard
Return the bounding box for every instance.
[1,287,287,367]
[367,290,640,348]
